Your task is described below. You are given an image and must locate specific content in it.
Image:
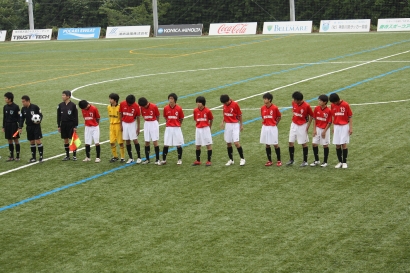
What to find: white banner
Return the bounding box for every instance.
[263,21,312,34]
[11,29,52,41]
[209,22,257,36]
[377,18,410,32]
[106,26,151,38]
[0,30,6,42]
[319,19,371,33]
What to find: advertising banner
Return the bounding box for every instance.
[57,27,101,40]
[319,19,371,33]
[0,30,6,42]
[263,21,312,34]
[11,29,52,42]
[156,24,203,36]
[209,22,257,36]
[377,18,410,32]
[106,26,151,38]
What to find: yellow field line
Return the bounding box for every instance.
[0,64,133,91]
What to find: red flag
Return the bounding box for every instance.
[12,130,19,138]
[69,131,81,151]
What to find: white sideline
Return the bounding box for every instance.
[1,49,409,176]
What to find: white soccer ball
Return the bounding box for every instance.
[31,114,41,124]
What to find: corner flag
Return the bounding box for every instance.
[69,131,81,151]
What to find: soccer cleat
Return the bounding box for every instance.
[141,160,150,164]
[225,159,234,166]
[335,162,343,168]
[342,163,348,169]
[6,157,15,162]
[15,157,20,161]
[320,162,328,167]
[109,157,119,163]
[286,160,294,166]
[155,160,161,165]
[177,159,182,165]
[29,158,36,163]
[136,158,142,164]
[265,161,273,166]
[205,161,212,166]
[126,158,134,164]
[95,158,101,163]
[276,161,282,167]
[62,156,70,161]
[310,161,320,167]
[300,161,308,167]
[39,158,43,163]
[120,158,125,163]
[192,160,201,166]
[83,157,91,162]
[160,160,167,165]
[240,158,246,166]
[72,156,77,161]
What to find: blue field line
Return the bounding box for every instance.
[1,65,409,213]
[1,39,408,150]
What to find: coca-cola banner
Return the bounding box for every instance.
[209,22,257,36]
[157,24,203,36]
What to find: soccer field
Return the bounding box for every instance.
[1,33,410,272]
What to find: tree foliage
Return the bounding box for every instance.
[0,0,408,33]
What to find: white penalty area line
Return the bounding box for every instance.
[1,50,409,177]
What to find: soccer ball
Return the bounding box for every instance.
[31,114,41,124]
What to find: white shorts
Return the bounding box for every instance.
[289,122,309,144]
[84,126,100,145]
[224,123,240,143]
[195,127,213,146]
[312,127,330,145]
[164,127,184,146]
[143,120,159,142]
[260,125,278,145]
[333,124,350,145]
[122,121,138,141]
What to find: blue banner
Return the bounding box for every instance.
[57,27,101,40]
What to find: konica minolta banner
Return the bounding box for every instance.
[57,27,101,40]
[157,24,203,36]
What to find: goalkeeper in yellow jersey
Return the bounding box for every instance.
[107,93,125,162]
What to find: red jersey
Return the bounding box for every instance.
[81,104,100,127]
[292,101,313,125]
[331,100,352,125]
[140,103,160,122]
[223,100,242,123]
[313,105,332,129]
[193,107,214,128]
[119,101,140,123]
[163,104,184,127]
[261,104,281,126]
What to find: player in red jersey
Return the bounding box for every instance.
[260,93,282,167]
[138,97,161,165]
[192,96,213,166]
[310,94,332,167]
[287,91,313,167]
[79,100,101,162]
[329,93,353,169]
[220,94,245,166]
[119,95,141,164]
[161,93,184,165]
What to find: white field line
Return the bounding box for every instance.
[1,50,409,176]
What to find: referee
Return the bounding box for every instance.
[3,92,21,161]
[57,90,78,161]
[18,95,44,163]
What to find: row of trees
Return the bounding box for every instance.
[1,0,409,34]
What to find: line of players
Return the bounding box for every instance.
[3,90,352,168]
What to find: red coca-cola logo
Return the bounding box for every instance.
[218,24,249,34]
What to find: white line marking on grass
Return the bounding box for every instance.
[2,50,409,176]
